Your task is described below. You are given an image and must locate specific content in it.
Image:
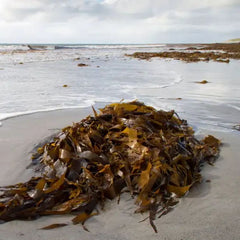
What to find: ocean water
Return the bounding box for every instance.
[0,44,239,132]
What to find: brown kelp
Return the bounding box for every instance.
[126,43,240,63]
[0,102,220,232]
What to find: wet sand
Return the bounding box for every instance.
[0,108,240,240]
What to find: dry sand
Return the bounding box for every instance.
[0,108,240,240]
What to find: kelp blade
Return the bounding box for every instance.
[0,101,221,232]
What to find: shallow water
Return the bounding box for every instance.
[0,44,239,132]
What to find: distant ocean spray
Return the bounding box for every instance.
[0,43,167,52]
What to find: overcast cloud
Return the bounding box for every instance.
[0,0,239,43]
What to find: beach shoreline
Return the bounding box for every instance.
[0,43,240,239]
[0,107,240,240]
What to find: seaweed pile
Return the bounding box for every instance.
[126,43,240,63]
[0,102,220,232]
[127,51,237,63]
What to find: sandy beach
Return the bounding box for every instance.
[0,0,240,238]
[0,107,240,240]
[0,43,240,240]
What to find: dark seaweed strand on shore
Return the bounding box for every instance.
[0,101,221,232]
[126,43,240,63]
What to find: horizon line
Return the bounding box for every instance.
[0,41,221,45]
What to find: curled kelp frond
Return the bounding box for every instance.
[0,101,221,232]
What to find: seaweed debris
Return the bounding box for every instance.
[196,80,208,84]
[77,63,88,67]
[126,51,237,63]
[233,124,240,131]
[200,43,240,53]
[0,101,220,232]
[126,43,240,63]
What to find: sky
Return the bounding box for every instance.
[0,0,239,44]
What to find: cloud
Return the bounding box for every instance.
[0,0,239,43]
